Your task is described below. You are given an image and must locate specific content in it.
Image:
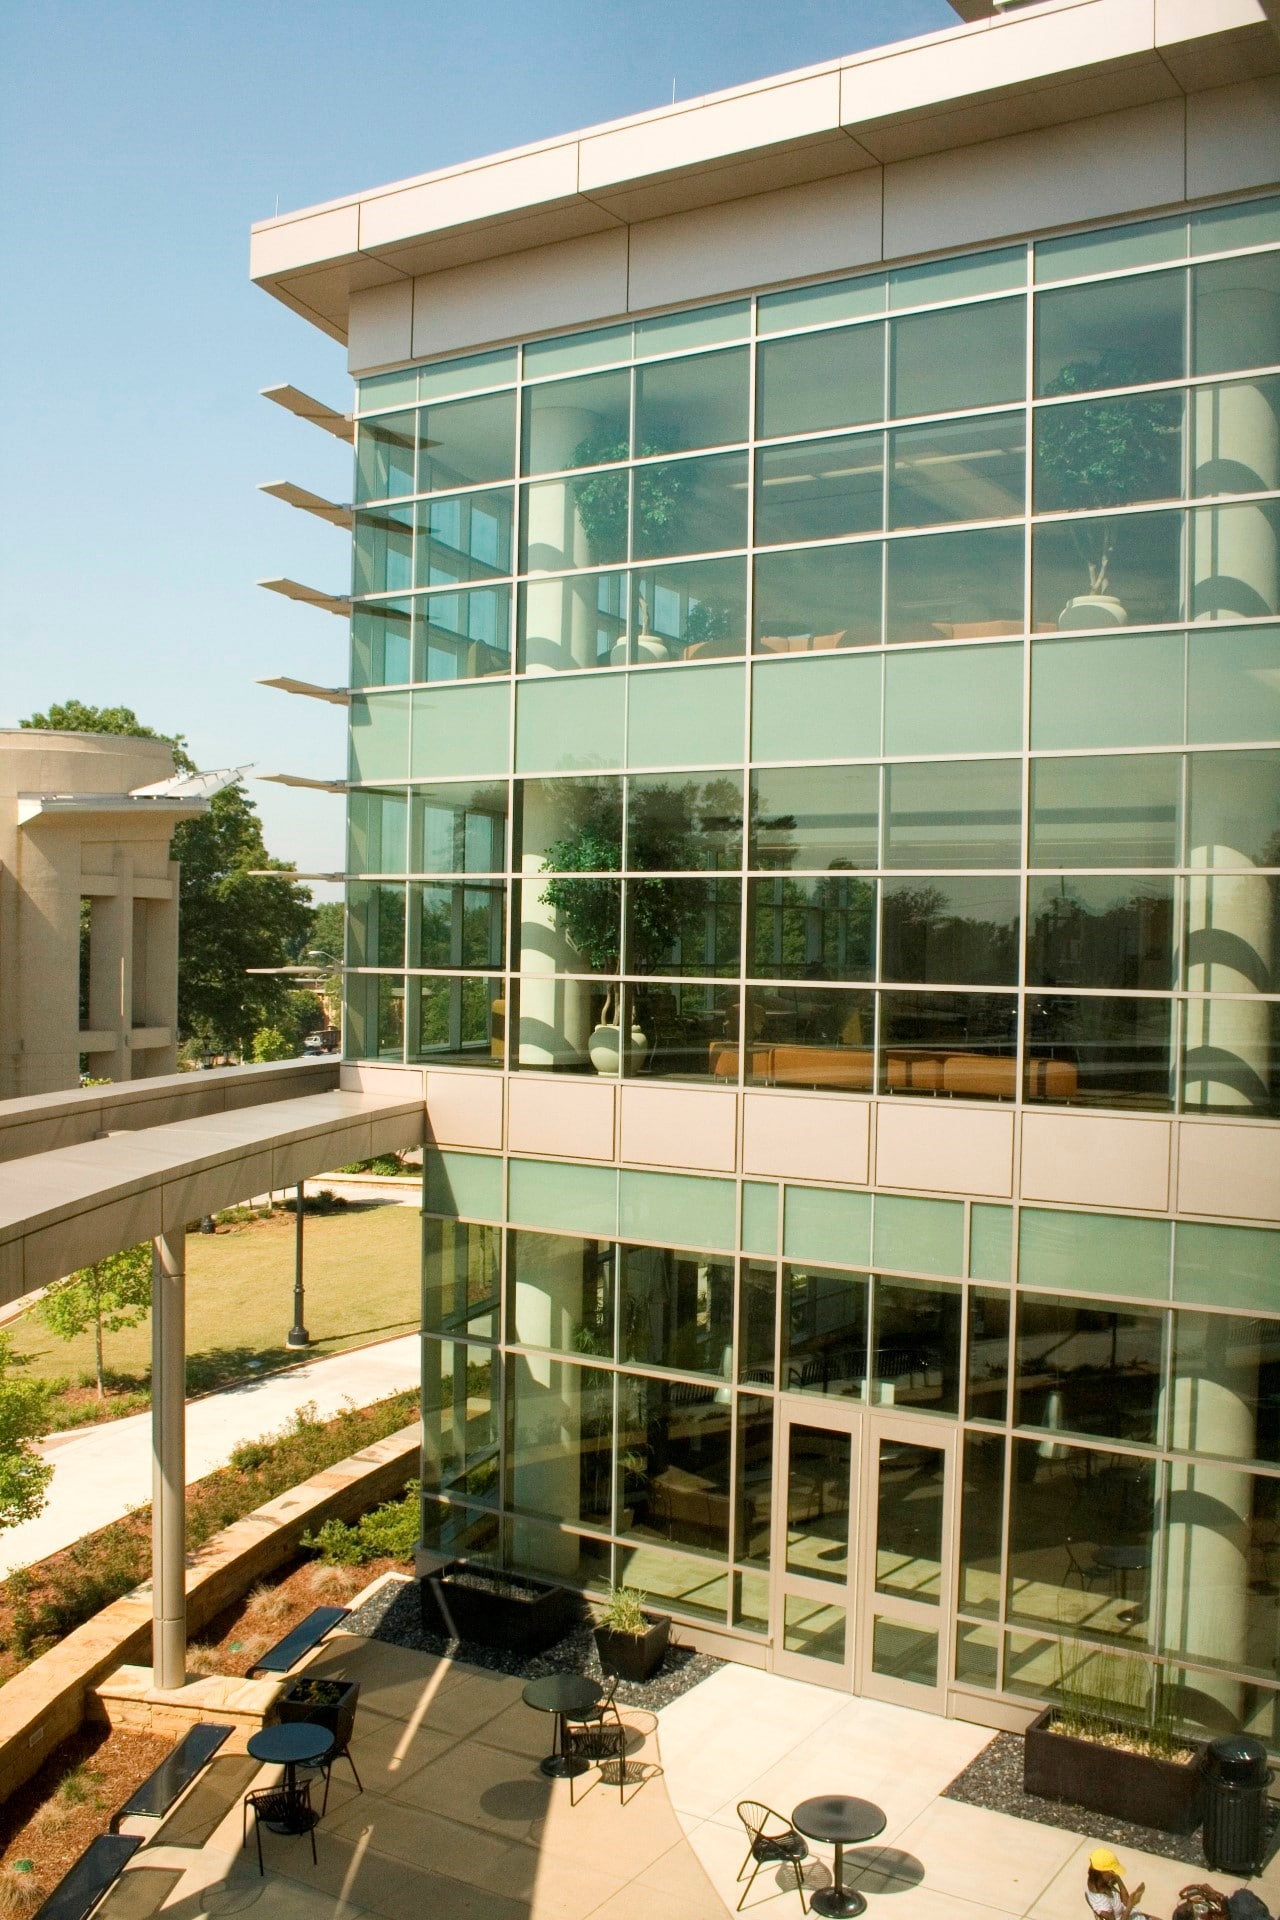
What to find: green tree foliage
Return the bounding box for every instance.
[0,1335,53,1530]
[308,900,345,968]
[251,1025,295,1062]
[21,700,314,1055]
[38,1244,152,1398]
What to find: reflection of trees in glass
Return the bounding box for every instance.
[1028,885,1173,989]
[882,885,1017,984]
[418,887,502,969]
[571,429,694,562]
[750,875,874,978]
[1038,352,1181,598]
[417,978,491,1051]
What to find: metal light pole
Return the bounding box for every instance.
[287,1182,310,1347]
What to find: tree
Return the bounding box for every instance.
[252,1025,295,1061]
[21,701,315,1056]
[0,1336,52,1530]
[38,1243,152,1398]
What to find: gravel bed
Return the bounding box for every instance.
[945,1732,1280,1872]
[345,1573,723,1710]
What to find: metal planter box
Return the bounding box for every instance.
[421,1566,584,1655]
[1023,1708,1205,1834]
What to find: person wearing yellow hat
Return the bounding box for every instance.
[1086,1847,1147,1919]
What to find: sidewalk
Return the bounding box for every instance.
[0,1332,419,1580]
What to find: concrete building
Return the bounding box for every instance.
[0,730,212,1096]
[50,0,1270,1739]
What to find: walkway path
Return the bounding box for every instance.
[0,1333,419,1579]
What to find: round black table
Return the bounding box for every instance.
[792,1795,886,1918]
[522,1675,602,1778]
[247,1723,333,1829]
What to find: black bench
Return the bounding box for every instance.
[34,1833,140,1920]
[112,1723,232,1827]
[247,1605,348,1676]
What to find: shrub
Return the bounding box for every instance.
[304,1481,420,1567]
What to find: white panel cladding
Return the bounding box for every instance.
[1021,1111,1172,1213]
[579,71,845,192]
[348,280,413,375]
[1186,75,1280,200]
[410,228,629,361]
[874,1102,1014,1199]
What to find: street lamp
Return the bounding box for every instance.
[288,1182,310,1348]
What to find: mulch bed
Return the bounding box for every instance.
[188,1551,404,1676]
[0,1722,171,1916]
[944,1731,1280,1872]
[346,1572,723,1710]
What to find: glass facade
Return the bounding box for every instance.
[343,192,1280,1738]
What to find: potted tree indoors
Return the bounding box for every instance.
[594,1584,671,1683]
[1037,349,1181,629]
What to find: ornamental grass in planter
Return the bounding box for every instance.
[593,1585,671,1683]
[277,1675,360,1748]
[1023,1645,1204,1834]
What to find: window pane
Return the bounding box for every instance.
[884,760,1023,869]
[518,876,620,975]
[407,975,505,1066]
[520,474,627,571]
[1193,251,1280,376]
[1186,876,1279,995]
[348,881,405,968]
[418,391,516,492]
[417,489,513,586]
[623,981,739,1082]
[1188,625,1280,746]
[1027,876,1176,989]
[343,972,404,1061]
[626,876,741,976]
[626,772,744,871]
[750,653,882,764]
[617,1373,731,1554]
[881,877,1020,985]
[1187,749,1280,868]
[1192,376,1280,499]
[1014,1295,1162,1445]
[1019,1207,1171,1299]
[886,526,1024,644]
[1182,997,1280,1117]
[632,452,748,560]
[891,297,1025,417]
[1025,994,1173,1109]
[410,683,510,779]
[879,991,1019,1099]
[507,1230,614,1358]
[755,435,883,546]
[634,347,749,454]
[1036,270,1186,395]
[1192,194,1280,254]
[356,415,416,501]
[352,601,413,688]
[889,415,1025,529]
[520,367,630,476]
[415,587,512,681]
[507,1356,613,1530]
[418,347,516,404]
[1161,1466,1280,1683]
[1031,631,1185,750]
[515,673,625,774]
[423,1340,498,1501]
[627,662,745,769]
[754,543,883,654]
[750,765,879,871]
[758,274,886,333]
[747,876,875,980]
[354,506,413,596]
[1170,1313,1280,1468]
[891,247,1025,308]
[350,691,410,783]
[883,643,1023,758]
[1035,392,1183,512]
[515,775,621,872]
[1191,500,1280,623]
[970,1205,1013,1284]
[411,781,507,874]
[736,1393,774,1564]
[524,323,631,380]
[635,300,748,356]
[757,324,885,438]
[873,1194,963,1277]
[348,788,408,875]
[966,1295,1010,1428]
[411,881,505,970]
[619,1247,734,1375]
[1036,215,1187,283]
[1007,1444,1155,1643]
[631,556,748,664]
[424,1217,500,1340]
[782,1264,868,1397]
[1032,511,1184,632]
[1029,755,1181,867]
[518,571,627,673]
[871,1277,961,1414]
[743,987,875,1090]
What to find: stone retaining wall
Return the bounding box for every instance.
[0,1422,419,1803]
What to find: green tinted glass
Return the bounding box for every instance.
[756,435,883,546]
[754,543,883,654]
[886,526,1024,645]
[631,556,748,664]
[758,273,886,333]
[1036,215,1187,283]
[1193,252,1280,375]
[410,684,510,778]
[627,663,745,768]
[751,654,882,763]
[969,1205,1013,1283]
[350,692,411,782]
[884,644,1023,756]
[1188,625,1280,745]
[783,1187,873,1265]
[515,674,625,773]
[632,452,749,561]
[756,324,886,438]
[890,298,1025,417]
[418,391,516,492]
[1019,1208,1170,1298]
[873,1195,964,1277]
[520,367,630,477]
[634,347,749,454]
[1036,270,1185,395]
[1029,754,1180,867]
[1030,631,1185,749]
[750,764,880,870]
[884,761,1022,869]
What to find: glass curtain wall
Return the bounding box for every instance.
[347,194,1280,1114]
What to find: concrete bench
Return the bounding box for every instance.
[247,1605,348,1676]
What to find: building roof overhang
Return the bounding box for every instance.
[249,0,1280,345]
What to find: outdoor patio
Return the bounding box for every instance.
[91,1632,1280,1919]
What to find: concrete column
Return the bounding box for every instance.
[151,1231,186,1690]
[509,1236,589,1578]
[88,851,133,1081]
[1191,341,1280,624]
[522,405,616,673]
[517,783,594,1069]
[1162,1318,1257,1726]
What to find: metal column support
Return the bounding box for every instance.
[288,1182,309,1347]
[151,1231,186,1690]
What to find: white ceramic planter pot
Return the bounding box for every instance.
[587,1022,648,1075]
[1058,593,1127,629]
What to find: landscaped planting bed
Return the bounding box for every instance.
[0,1722,170,1916]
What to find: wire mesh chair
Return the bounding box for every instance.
[566,1674,623,1734]
[735,1801,809,1912]
[564,1719,630,1805]
[243,1781,320,1876]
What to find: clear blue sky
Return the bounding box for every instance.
[1,0,954,893]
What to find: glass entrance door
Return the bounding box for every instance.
[772,1401,956,1708]
[857,1417,956,1711]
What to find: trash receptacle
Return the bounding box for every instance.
[1203,1735,1273,1875]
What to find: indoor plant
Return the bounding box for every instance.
[1037,349,1181,629]
[593,1584,671,1683]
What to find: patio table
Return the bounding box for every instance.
[792,1794,886,1918]
[521,1674,601,1779]
[247,1722,333,1831]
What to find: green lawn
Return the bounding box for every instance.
[9,1202,423,1392]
